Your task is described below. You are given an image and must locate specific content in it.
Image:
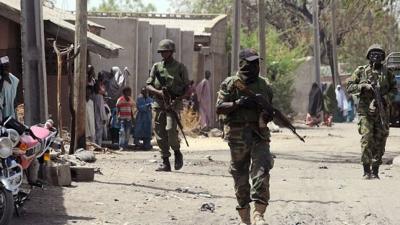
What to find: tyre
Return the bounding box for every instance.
[0,188,14,225]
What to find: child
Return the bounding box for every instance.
[134,87,153,150]
[116,87,134,149]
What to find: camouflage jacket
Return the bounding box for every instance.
[346,64,397,115]
[146,59,189,109]
[217,74,273,122]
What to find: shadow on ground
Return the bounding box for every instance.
[9,186,95,225]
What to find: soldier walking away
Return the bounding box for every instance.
[146,39,189,172]
[216,49,274,225]
[346,44,397,179]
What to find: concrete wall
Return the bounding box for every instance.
[151,24,166,65]
[180,31,194,80]
[209,17,228,127]
[166,28,181,62]
[291,57,315,117]
[135,21,151,99]
[88,17,137,97]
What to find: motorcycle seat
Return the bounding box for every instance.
[30,125,50,140]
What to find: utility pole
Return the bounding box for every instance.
[312,0,321,86]
[71,0,87,154]
[21,0,48,125]
[258,0,266,76]
[331,0,340,86]
[231,0,241,74]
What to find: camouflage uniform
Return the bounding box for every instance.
[146,59,189,158]
[347,61,397,167]
[217,74,274,209]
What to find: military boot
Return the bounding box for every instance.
[155,157,171,172]
[371,165,380,179]
[237,207,251,225]
[174,151,183,170]
[363,164,372,179]
[253,202,268,225]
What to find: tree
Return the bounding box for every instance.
[171,0,400,78]
[91,0,156,12]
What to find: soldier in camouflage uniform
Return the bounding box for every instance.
[146,39,189,172]
[346,44,397,179]
[216,49,274,225]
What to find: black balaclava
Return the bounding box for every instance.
[239,59,260,84]
[368,50,385,70]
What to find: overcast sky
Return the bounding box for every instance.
[53,0,171,12]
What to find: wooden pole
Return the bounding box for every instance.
[331,0,340,86]
[20,0,48,125]
[231,0,241,74]
[71,0,88,154]
[258,0,266,76]
[53,42,73,139]
[312,0,321,86]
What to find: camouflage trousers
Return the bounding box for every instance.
[358,114,389,166]
[154,109,180,158]
[226,124,273,209]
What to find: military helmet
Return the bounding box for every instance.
[366,44,385,60]
[157,39,175,53]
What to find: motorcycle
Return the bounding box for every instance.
[0,117,59,224]
[0,130,23,225]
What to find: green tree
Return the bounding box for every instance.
[241,29,307,114]
[91,0,156,12]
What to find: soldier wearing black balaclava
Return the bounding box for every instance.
[216,49,274,225]
[347,44,397,179]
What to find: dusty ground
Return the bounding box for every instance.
[10,122,400,225]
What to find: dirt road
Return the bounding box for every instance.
[10,123,400,225]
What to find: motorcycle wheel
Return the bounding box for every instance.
[0,188,13,225]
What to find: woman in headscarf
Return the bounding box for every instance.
[322,83,338,126]
[305,82,323,127]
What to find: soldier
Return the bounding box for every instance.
[216,48,273,225]
[146,39,189,172]
[347,44,397,179]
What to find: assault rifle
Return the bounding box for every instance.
[233,79,305,143]
[369,80,387,127]
[154,66,189,147]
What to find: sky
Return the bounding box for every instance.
[53,0,171,12]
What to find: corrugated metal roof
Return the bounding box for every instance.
[0,0,121,58]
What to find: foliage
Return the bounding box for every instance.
[171,0,400,80]
[90,0,156,12]
[241,29,307,114]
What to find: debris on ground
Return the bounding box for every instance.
[74,148,96,163]
[319,165,328,169]
[205,155,213,161]
[200,202,215,213]
[209,128,223,137]
[175,187,190,193]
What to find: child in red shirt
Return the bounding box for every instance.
[116,87,134,149]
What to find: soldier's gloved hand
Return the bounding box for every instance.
[235,96,258,109]
[254,93,264,102]
[360,83,373,91]
[261,110,273,123]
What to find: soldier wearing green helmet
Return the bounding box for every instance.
[346,44,397,179]
[146,39,189,172]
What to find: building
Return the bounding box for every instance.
[0,0,122,128]
[88,12,228,127]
